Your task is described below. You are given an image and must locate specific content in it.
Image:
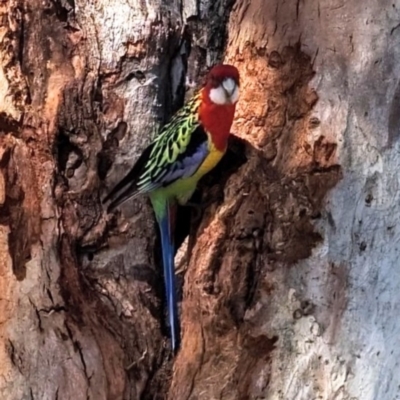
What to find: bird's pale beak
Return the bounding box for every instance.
[222,78,236,97]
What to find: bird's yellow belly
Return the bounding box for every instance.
[156,148,225,205]
[193,148,224,181]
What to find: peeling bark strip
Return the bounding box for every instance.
[0,138,41,280]
[0,0,399,399]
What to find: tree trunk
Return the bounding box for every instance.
[0,0,399,399]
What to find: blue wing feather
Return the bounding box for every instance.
[157,141,208,185]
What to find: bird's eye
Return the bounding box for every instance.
[208,75,220,88]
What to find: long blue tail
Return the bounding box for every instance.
[157,204,180,352]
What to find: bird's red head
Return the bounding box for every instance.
[204,64,240,106]
[199,64,240,151]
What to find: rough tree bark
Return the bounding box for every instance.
[0,0,399,399]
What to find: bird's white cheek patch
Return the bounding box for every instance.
[209,87,227,105]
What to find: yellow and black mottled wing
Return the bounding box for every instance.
[104,94,209,211]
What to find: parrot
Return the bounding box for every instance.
[103,64,240,352]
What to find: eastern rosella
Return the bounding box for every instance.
[104,64,240,352]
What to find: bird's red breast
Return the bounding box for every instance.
[198,64,240,151]
[199,96,236,151]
